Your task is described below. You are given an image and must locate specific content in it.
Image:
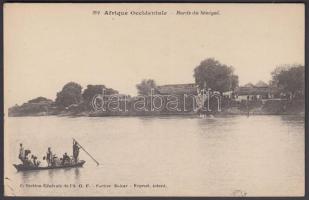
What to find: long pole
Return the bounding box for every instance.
[73,138,100,166]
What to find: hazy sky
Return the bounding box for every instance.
[4,3,304,107]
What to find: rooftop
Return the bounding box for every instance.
[157,83,198,95]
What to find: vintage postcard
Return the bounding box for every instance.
[3,3,305,197]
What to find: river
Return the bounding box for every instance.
[4,115,304,196]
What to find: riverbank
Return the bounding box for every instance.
[8,99,305,117]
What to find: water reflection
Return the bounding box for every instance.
[74,168,80,180]
[280,115,305,126]
[19,170,40,183]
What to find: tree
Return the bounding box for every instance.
[55,82,83,107]
[82,84,119,105]
[271,64,304,99]
[28,97,52,104]
[136,79,157,95]
[193,58,239,93]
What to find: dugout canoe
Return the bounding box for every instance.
[13,160,86,171]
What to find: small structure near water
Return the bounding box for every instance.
[234,81,273,101]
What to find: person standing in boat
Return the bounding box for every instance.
[73,140,80,164]
[46,147,53,166]
[18,143,25,162]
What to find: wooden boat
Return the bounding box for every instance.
[13,138,99,172]
[13,160,86,172]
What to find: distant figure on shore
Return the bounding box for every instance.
[73,140,80,163]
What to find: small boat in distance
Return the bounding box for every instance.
[13,160,86,172]
[13,138,99,172]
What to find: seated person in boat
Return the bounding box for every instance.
[18,143,33,166]
[62,152,70,165]
[22,149,33,166]
[19,149,39,167]
[31,155,40,167]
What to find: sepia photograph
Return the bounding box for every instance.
[3,3,305,197]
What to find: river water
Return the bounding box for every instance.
[4,115,304,196]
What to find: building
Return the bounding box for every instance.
[235,81,272,101]
[157,83,198,95]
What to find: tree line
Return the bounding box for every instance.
[136,58,304,99]
[31,58,306,109]
[55,83,119,109]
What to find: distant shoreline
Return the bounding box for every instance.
[8,94,305,118]
[7,109,305,118]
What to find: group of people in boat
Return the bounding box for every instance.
[18,140,81,168]
[18,144,40,167]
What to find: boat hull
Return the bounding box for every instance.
[13,160,86,171]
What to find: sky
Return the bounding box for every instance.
[4,3,305,108]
